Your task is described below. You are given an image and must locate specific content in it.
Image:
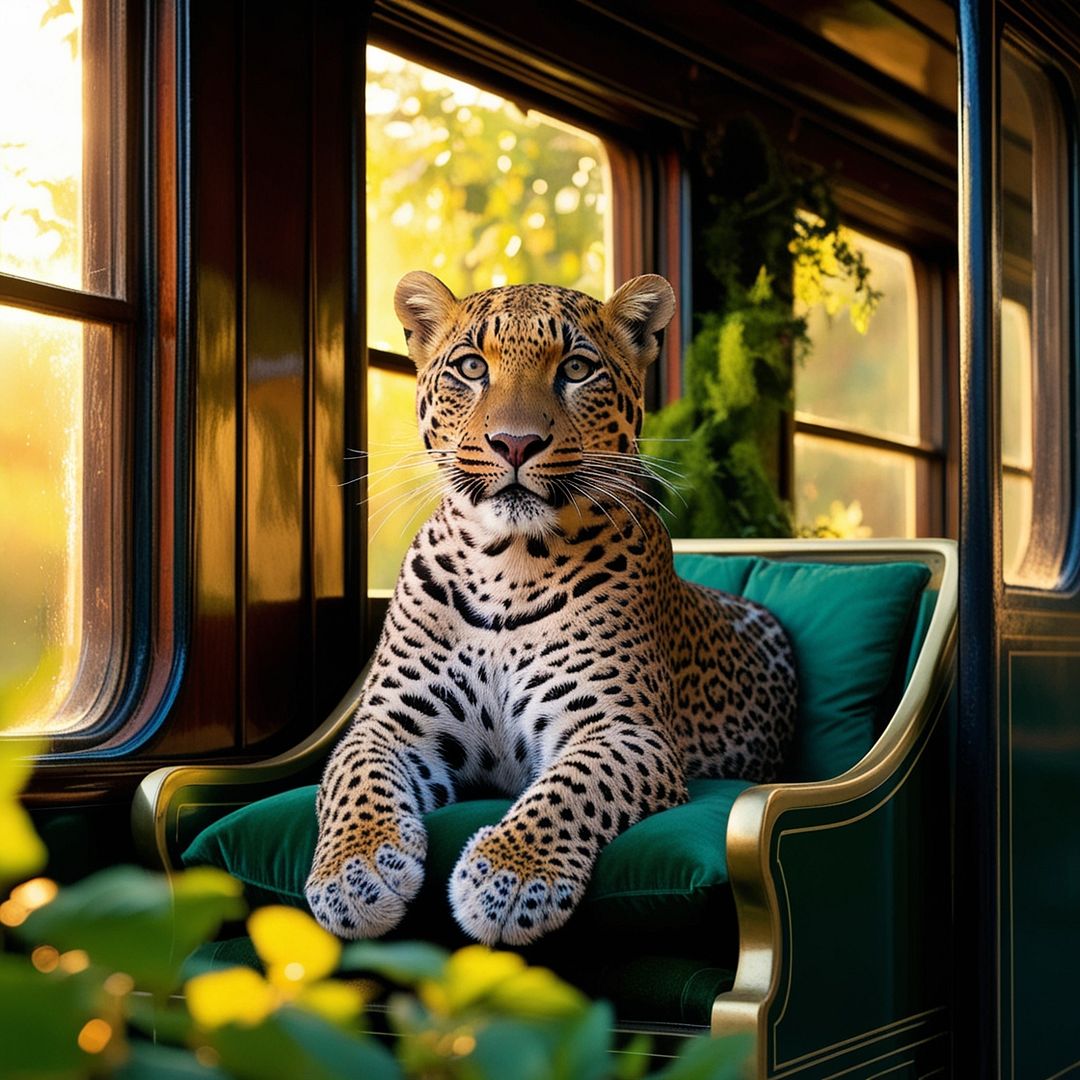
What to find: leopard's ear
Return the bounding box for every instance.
[394,271,459,361]
[602,274,676,369]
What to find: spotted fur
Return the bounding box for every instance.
[306,272,797,945]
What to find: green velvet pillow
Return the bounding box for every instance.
[181,778,752,936]
[737,559,931,781]
[671,553,758,596]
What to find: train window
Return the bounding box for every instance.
[794,228,931,537]
[999,41,1070,587]
[364,44,614,592]
[0,0,128,734]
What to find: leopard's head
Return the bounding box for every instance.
[393,272,675,538]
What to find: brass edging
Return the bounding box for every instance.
[691,538,958,1078]
[131,663,373,872]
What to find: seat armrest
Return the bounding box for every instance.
[131,662,371,871]
[695,539,958,1076]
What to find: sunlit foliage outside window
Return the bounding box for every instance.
[364,46,613,591]
[0,0,89,731]
[795,227,920,539]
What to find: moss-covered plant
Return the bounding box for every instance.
[641,116,879,538]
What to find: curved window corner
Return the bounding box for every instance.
[999,39,1071,589]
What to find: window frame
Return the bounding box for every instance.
[792,223,948,538]
[997,29,1075,590]
[5,0,191,757]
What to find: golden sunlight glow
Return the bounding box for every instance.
[58,949,91,974]
[31,945,61,973]
[103,971,135,996]
[76,1018,113,1055]
[0,0,84,288]
[0,0,88,735]
[10,876,59,912]
[450,1033,477,1056]
[365,45,613,594]
[0,899,28,927]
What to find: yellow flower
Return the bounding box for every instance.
[249,906,341,989]
[420,945,525,1015]
[183,906,365,1030]
[187,967,279,1029]
[419,945,586,1020]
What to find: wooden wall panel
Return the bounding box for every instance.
[241,1,312,749]
[163,0,242,755]
[162,0,361,758]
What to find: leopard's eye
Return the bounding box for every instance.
[559,356,594,383]
[456,355,488,380]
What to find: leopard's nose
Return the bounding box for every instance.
[486,432,551,468]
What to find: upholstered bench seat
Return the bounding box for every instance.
[176,553,934,1026]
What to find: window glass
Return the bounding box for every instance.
[364,367,439,593]
[794,433,916,538]
[999,42,1070,587]
[0,0,125,735]
[0,0,125,297]
[1001,298,1033,579]
[364,46,614,591]
[794,225,927,538]
[0,308,118,733]
[796,229,919,442]
[365,44,612,351]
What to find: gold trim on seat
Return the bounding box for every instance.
[675,540,957,1077]
[131,663,372,871]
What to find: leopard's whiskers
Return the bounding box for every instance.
[562,478,620,533]
[580,468,678,520]
[579,457,688,509]
[365,474,450,543]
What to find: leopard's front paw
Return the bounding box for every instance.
[305,814,426,940]
[449,826,586,946]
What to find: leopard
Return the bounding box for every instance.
[305,270,797,946]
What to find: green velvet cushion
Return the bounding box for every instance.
[182,778,752,936]
[672,553,757,596]
[671,554,931,781]
[735,559,930,781]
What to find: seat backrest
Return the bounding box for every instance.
[673,544,936,783]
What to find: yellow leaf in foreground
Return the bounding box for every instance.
[171,866,245,902]
[249,906,341,988]
[420,945,525,1015]
[186,967,278,1029]
[296,980,368,1024]
[487,965,587,1018]
[0,739,46,885]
